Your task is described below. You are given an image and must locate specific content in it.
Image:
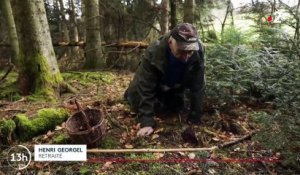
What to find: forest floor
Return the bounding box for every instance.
[0,70,296,175]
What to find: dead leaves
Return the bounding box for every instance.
[124,144,134,149]
[188,153,196,159]
[101,161,114,171]
[120,124,140,148]
[154,152,164,159]
[95,161,114,174]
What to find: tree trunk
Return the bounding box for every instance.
[183,0,195,24]
[58,0,70,42]
[195,0,204,6]
[84,0,103,69]
[230,1,234,26]
[69,0,80,55]
[169,0,177,29]
[294,0,300,41]
[198,9,205,41]
[159,0,169,34]
[0,0,19,66]
[80,0,86,41]
[221,0,233,42]
[69,0,79,43]
[11,0,62,98]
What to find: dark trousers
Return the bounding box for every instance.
[155,88,186,114]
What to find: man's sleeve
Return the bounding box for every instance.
[135,52,159,127]
[188,45,205,123]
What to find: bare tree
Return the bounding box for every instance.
[295,0,300,41]
[278,0,300,41]
[221,0,234,41]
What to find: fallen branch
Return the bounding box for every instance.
[3,109,27,113]
[87,131,257,153]
[60,82,78,94]
[102,105,128,132]
[107,42,141,55]
[203,127,228,139]
[218,131,256,148]
[1,41,149,49]
[0,64,13,84]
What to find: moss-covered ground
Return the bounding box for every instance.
[0,70,292,174]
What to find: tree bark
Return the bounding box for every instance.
[221,0,233,42]
[69,0,79,43]
[169,0,177,29]
[230,1,234,26]
[58,0,71,58]
[183,0,195,24]
[84,0,103,68]
[11,0,62,98]
[198,10,205,41]
[58,0,70,42]
[159,0,169,34]
[80,0,86,41]
[294,0,300,41]
[0,0,19,66]
[69,0,80,55]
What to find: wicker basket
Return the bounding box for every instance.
[66,108,106,148]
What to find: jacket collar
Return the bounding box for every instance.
[150,33,201,74]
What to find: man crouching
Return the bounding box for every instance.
[124,23,205,137]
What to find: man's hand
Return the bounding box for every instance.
[137,126,154,137]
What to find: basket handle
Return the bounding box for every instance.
[75,99,92,130]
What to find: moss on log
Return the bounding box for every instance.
[14,108,69,140]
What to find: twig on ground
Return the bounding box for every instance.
[3,109,27,113]
[203,127,228,139]
[218,131,256,148]
[12,97,26,104]
[102,105,129,132]
[178,113,182,124]
[61,82,78,94]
